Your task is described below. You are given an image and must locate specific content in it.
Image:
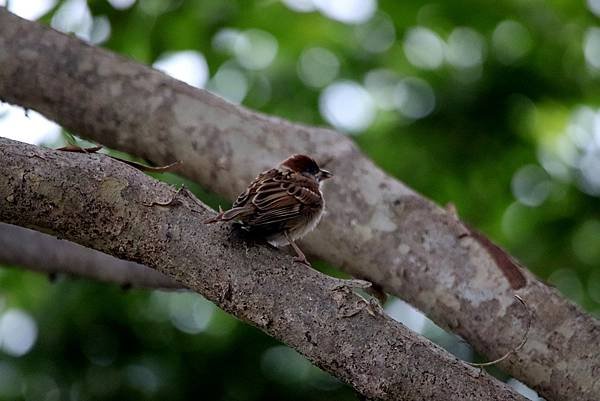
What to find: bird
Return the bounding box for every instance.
[204,154,333,266]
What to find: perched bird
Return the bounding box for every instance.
[204,154,332,266]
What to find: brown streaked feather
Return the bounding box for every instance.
[204,154,329,260]
[232,170,278,208]
[222,168,323,235]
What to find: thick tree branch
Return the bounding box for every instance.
[0,9,598,401]
[0,222,183,289]
[0,137,527,401]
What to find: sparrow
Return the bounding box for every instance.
[204,154,333,266]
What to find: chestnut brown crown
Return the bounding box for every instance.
[280,154,333,182]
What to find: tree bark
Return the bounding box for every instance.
[0,9,598,401]
[0,137,528,401]
[0,222,183,289]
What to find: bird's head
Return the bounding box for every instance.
[280,154,333,182]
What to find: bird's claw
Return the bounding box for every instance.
[293,255,312,267]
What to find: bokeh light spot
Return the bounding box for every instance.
[108,0,136,10]
[167,293,214,335]
[0,309,38,357]
[537,148,571,182]
[4,0,56,20]
[126,364,159,394]
[589,0,600,16]
[355,12,396,53]
[50,0,93,41]
[385,298,426,333]
[507,378,542,401]
[403,27,445,70]
[578,148,600,194]
[394,77,436,119]
[233,29,279,70]
[584,27,600,70]
[364,69,398,111]
[0,104,61,145]
[207,64,249,104]
[319,81,376,133]
[545,105,600,195]
[282,0,316,12]
[213,28,242,53]
[297,47,340,88]
[213,28,278,70]
[313,0,377,24]
[446,27,486,69]
[246,74,273,108]
[511,164,552,207]
[492,20,532,65]
[90,16,111,45]
[153,51,209,89]
[567,106,597,149]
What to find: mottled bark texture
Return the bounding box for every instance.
[0,9,598,401]
[0,138,528,401]
[0,222,183,289]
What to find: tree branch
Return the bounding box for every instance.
[0,222,183,289]
[0,137,528,401]
[0,9,598,401]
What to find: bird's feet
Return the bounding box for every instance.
[293,255,312,267]
[285,232,313,267]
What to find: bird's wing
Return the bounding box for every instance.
[232,169,278,208]
[245,172,322,227]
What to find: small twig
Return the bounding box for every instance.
[466,295,532,368]
[55,143,181,173]
[57,144,103,153]
[116,158,182,173]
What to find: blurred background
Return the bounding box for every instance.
[0,0,599,400]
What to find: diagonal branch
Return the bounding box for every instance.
[0,9,598,401]
[0,137,527,401]
[0,222,184,289]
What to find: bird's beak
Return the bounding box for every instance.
[317,169,333,181]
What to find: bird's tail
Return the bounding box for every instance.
[203,206,252,224]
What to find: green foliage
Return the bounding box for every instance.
[2,0,600,399]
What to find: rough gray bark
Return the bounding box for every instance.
[0,9,597,401]
[0,222,183,289]
[0,137,528,401]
